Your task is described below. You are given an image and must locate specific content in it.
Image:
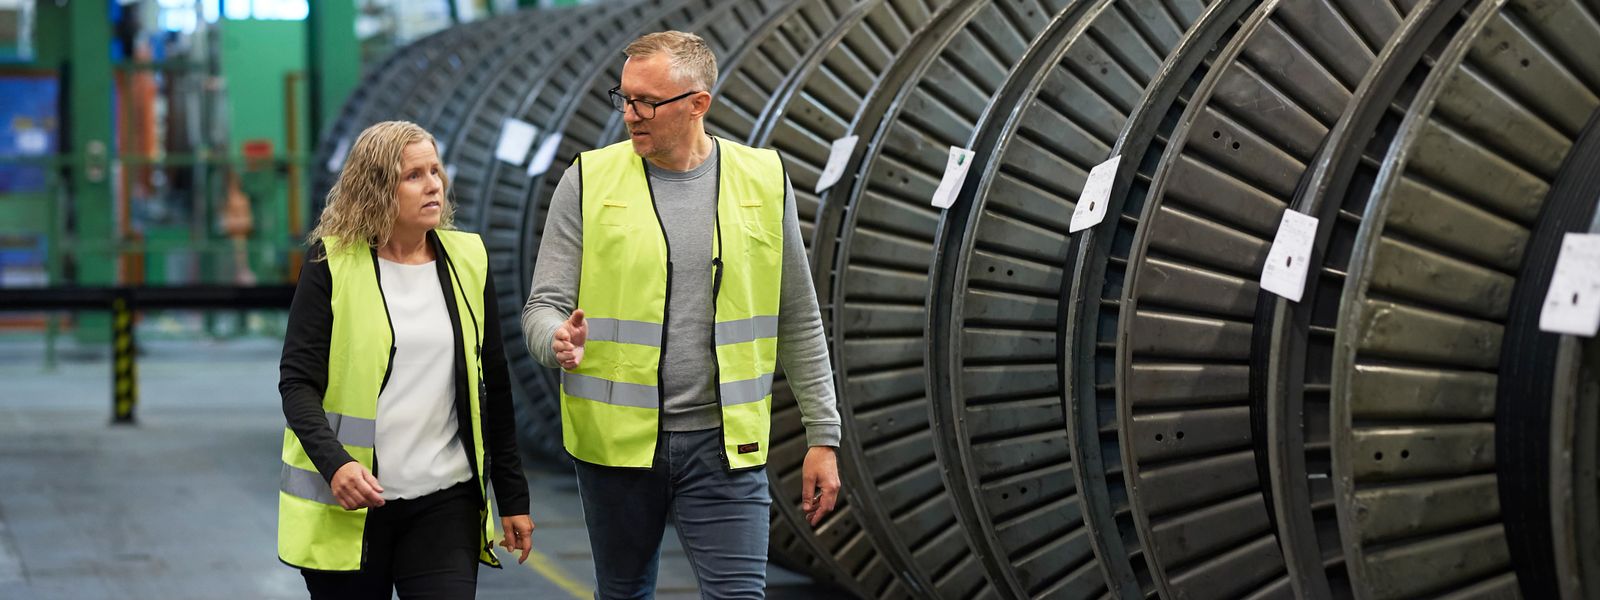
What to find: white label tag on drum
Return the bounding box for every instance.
[930,146,976,209]
[494,118,539,165]
[815,135,859,194]
[1539,232,1600,337]
[1069,155,1122,233]
[326,137,351,173]
[527,133,564,178]
[1259,209,1319,303]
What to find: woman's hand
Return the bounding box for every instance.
[330,462,385,510]
[499,515,536,563]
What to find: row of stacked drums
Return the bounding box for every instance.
[311,0,1600,598]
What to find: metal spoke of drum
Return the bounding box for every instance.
[1254,1,1471,598]
[1110,0,1420,598]
[922,0,1221,597]
[1329,0,1600,596]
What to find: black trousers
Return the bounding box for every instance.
[302,480,482,599]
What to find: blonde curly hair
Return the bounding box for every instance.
[309,121,454,257]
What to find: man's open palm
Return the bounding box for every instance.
[553,309,587,370]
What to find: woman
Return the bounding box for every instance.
[277,120,534,598]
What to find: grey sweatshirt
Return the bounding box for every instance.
[521,140,842,447]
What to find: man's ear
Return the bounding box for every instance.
[691,91,713,117]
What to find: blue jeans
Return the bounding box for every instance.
[573,428,771,600]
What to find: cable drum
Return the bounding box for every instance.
[921,1,1231,597]
[809,1,1126,596]
[1104,0,1419,597]
[1538,117,1600,600]
[1329,0,1600,596]
[1253,1,1472,597]
[1054,3,1271,598]
[1497,110,1600,600]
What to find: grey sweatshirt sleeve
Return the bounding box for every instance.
[776,175,843,448]
[522,162,583,369]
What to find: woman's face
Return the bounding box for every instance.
[395,141,445,234]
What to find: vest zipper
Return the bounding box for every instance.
[642,160,673,456]
[708,144,732,471]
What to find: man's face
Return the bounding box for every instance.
[619,54,707,159]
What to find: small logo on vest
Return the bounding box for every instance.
[737,442,760,454]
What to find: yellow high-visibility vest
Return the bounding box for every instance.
[563,137,785,470]
[277,230,498,571]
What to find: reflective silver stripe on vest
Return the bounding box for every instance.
[586,318,664,347]
[562,372,659,409]
[280,463,339,506]
[325,411,376,448]
[719,372,775,407]
[713,315,780,347]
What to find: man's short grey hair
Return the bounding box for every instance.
[624,31,718,92]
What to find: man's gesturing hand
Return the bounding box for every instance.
[553,309,587,370]
[800,446,841,527]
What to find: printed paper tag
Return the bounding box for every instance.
[527,133,564,177]
[815,135,859,194]
[1539,232,1600,337]
[1259,210,1319,302]
[1069,155,1122,233]
[494,118,539,165]
[930,146,976,209]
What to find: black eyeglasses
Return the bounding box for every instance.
[608,85,700,120]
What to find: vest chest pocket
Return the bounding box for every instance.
[740,220,784,273]
[596,203,632,227]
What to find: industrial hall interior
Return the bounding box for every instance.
[3,0,1600,598]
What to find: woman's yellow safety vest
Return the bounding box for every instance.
[564,137,785,470]
[277,230,499,571]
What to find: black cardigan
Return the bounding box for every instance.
[278,232,529,517]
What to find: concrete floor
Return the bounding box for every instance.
[0,333,825,599]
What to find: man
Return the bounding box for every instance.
[522,31,843,599]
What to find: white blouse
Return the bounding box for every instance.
[373,258,473,500]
